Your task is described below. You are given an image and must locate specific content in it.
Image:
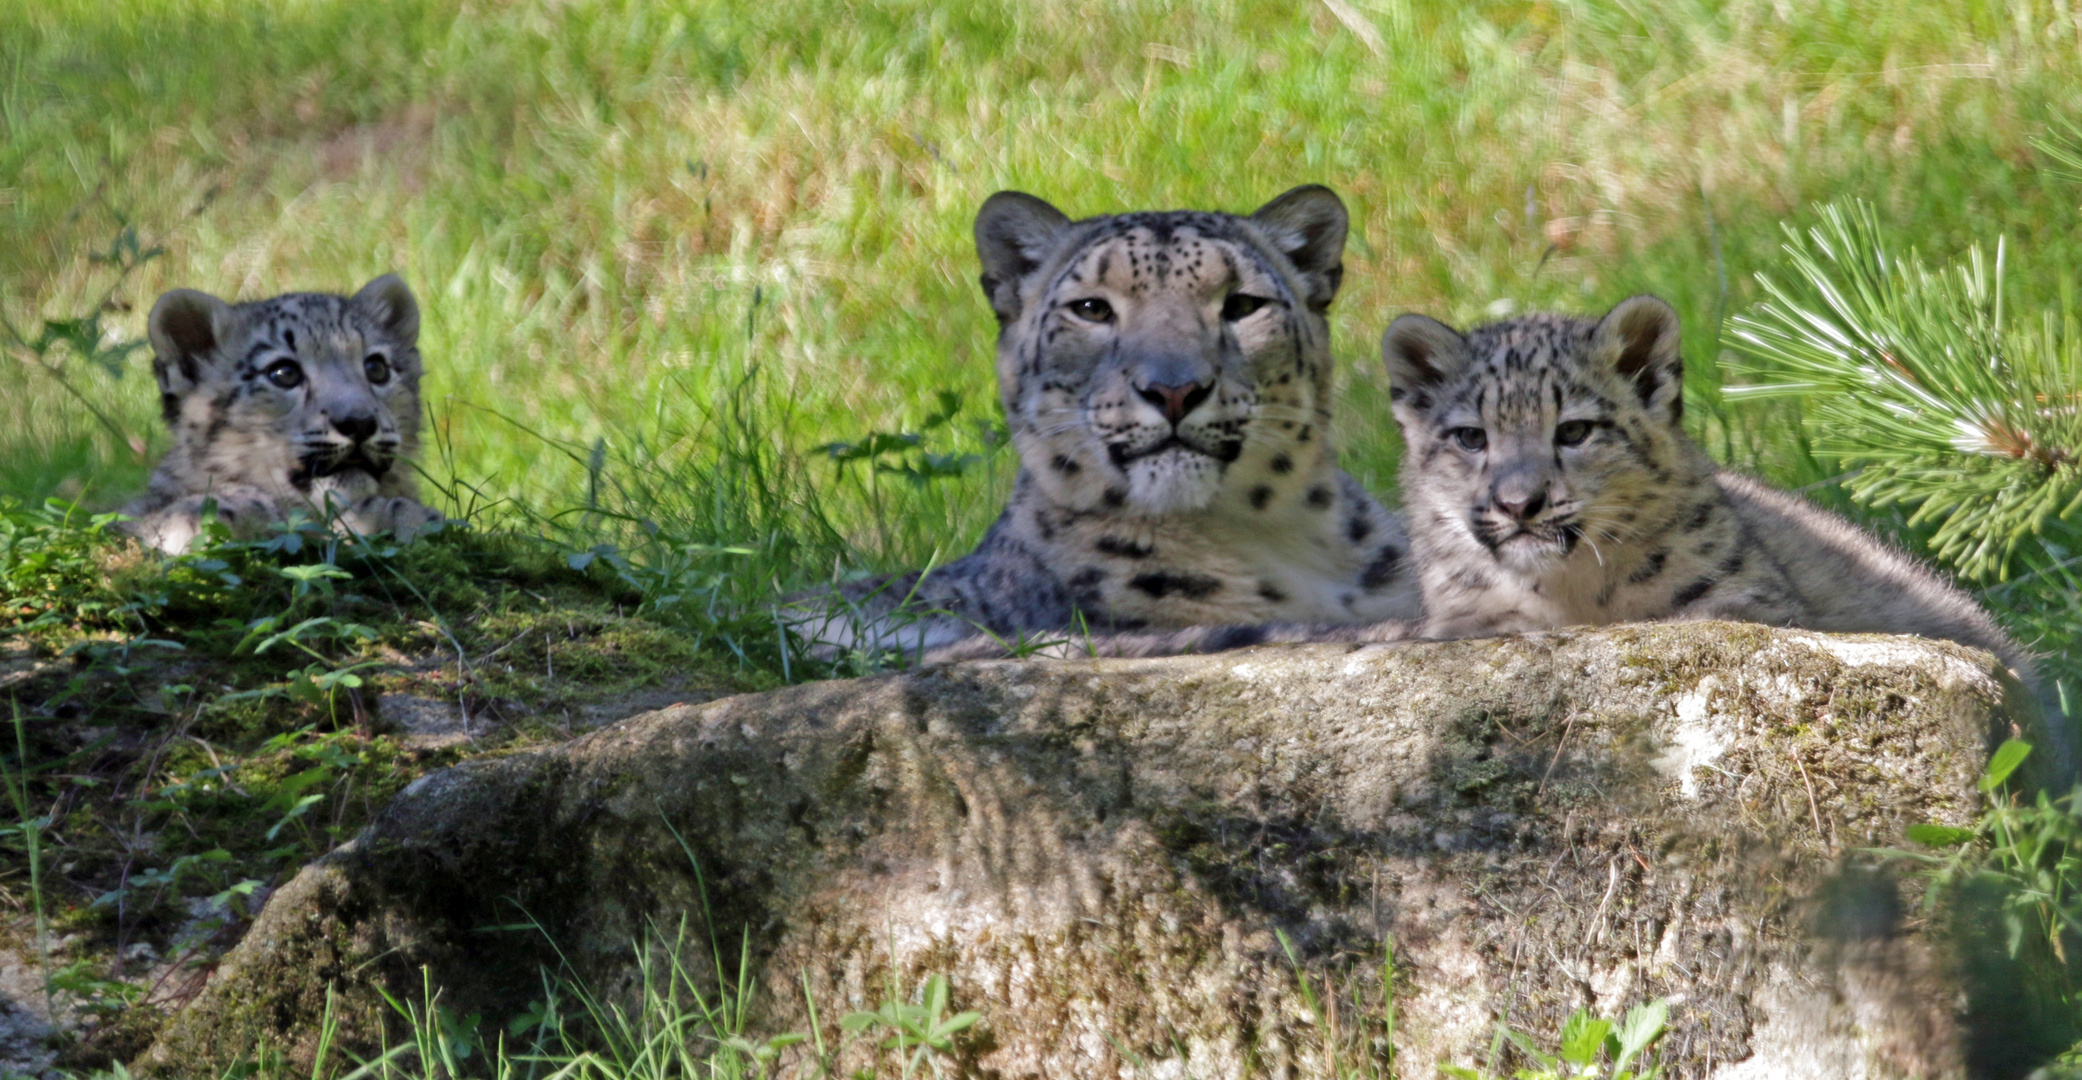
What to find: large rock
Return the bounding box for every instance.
[145,623,2047,1078]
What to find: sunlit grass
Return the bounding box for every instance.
[7,0,2081,562]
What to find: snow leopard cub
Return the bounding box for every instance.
[123,276,444,553]
[1380,294,2029,676]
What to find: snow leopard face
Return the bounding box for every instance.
[975,186,1349,518]
[1382,296,1690,576]
[146,275,426,495]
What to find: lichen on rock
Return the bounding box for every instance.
[145,623,2047,1078]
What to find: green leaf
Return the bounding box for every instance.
[1558,1010,1613,1067]
[1905,823,1978,848]
[1980,739,2033,792]
[935,1010,981,1038]
[1611,998,1670,1074]
[266,793,327,840]
[1501,1025,1558,1070]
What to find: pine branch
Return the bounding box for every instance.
[1725,200,2082,581]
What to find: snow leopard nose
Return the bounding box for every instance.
[330,412,379,444]
[1493,489,1547,522]
[1136,381,1212,424]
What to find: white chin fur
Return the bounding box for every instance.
[1124,450,1221,515]
[1495,534,1566,573]
[1124,449,1215,513]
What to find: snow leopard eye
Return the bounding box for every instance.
[1220,293,1271,321]
[364,353,392,385]
[1066,297,1115,324]
[1448,426,1487,452]
[264,359,305,390]
[1554,420,1593,446]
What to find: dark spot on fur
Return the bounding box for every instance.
[1249,485,1273,510]
[1257,581,1288,603]
[1670,575,1717,608]
[1685,500,1718,531]
[1103,487,1127,508]
[1129,571,1222,600]
[1305,485,1332,509]
[1360,545,1402,591]
[1067,566,1107,606]
[1204,625,1270,650]
[1095,536,1154,559]
[1628,549,1668,584]
[1346,515,1373,544]
[1051,454,1081,476]
[1297,426,1313,443]
[1269,453,1293,474]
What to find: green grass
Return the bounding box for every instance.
[11,0,2076,687]
[7,0,2082,532]
[4,0,2082,1071]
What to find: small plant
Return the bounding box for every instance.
[840,974,980,1080]
[1278,929,1401,1080]
[4,699,56,1018]
[817,390,986,492]
[1888,738,2082,1065]
[1441,1000,1670,1080]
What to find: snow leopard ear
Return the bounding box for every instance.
[1250,185,1348,312]
[148,288,238,404]
[1592,294,1684,425]
[975,191,1073,326]
[1380,314,1470,412]
[351,274,421,344]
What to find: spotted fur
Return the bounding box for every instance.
[991,296,2040,678]
[1378,296,2030,675]
[122,276,443,553]
[798,186,1420,655]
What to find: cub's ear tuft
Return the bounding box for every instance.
[974,191,1072,325]
[1249,185,1348,312]
[1380,314,1469,405]
[147,288,237,399]
[351,274,420,344]
[1591,294,1684,424]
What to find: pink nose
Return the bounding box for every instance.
[1494,491,1547,521]
[1137,381,1211,423]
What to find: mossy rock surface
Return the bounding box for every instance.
[145,623,2045,1078]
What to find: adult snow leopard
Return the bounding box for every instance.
[798,186,1420,655]
[123,275,443,553]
